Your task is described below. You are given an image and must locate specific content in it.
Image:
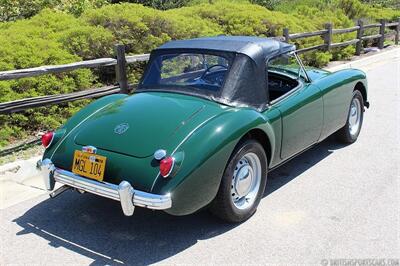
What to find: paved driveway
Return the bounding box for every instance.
[1,49,399,265]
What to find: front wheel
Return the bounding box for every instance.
[210,139,267,223]
[336,90,364,143]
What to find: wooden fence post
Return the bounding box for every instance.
[356,19,364,55]
[378,19,386,49]
[395,17,400,45]
[115,44,129,94]
[324,23,332,51]
[283,28,290,43]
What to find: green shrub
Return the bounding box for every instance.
[366,6,400,21]
[336,0,368,19]
[83,3,221,53]
[0,10,100,147]
[249,0,281,10]
[54,0,109,16]
[170,2,314,36]
[331,45,355,61]
[116,0,191,10]
[0,125,14,147]
[60,26,115,59]
[0,0,109,22]
[0,0,55,22]
[361,0,400,9]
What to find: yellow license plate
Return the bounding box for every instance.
[72,150,107,181]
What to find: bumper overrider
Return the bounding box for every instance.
[37,159,172,216]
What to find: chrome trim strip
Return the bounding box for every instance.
[37,159,172,216]
[150,114,219,192]
[171,114,218,155]
[55,170,120,201]
[149,173,161,193]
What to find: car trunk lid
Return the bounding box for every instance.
[74,92,208,158]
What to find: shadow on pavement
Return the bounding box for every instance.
[13,136,347,265]
[13,193,236,265]
[265,136,346,196]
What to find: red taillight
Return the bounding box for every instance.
[41,132,54,148]
[160,156,175,178]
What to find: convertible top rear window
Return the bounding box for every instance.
[137,46,268,110]
[140,52,231,94]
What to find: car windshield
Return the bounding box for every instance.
[268,52,308,81]
[140,52,230,92]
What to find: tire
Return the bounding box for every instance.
[336,90,364,144]
[210,139,268,223]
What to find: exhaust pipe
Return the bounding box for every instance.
[49,185,70,198]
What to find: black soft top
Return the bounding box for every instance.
[156,36,295,63]
[140,36,296,110]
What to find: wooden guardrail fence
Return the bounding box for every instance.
[0,18,399,117]
[283,18,399,55]
[0,45,149,114]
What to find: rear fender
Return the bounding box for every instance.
[314,68,367,140]
[43,94,128,159]
[154,108,275,216]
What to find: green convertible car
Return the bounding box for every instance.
[38,36,369,223]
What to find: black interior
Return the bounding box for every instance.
[268,72,299,101]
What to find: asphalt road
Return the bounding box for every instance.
[1,49,399,265]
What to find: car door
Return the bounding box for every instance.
[274,82,323,159]
[267,53,324,160]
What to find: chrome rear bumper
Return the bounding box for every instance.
[37,159,171,216]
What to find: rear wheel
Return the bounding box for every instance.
[336,90,364,143]
[210,139,267,223]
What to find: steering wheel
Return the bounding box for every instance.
[200,64,228,81]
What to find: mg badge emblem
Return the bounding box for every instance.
[114,123,129,135]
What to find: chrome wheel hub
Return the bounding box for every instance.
[349,97,361,136]
[231,152,262,210]
[234,163,253,197]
